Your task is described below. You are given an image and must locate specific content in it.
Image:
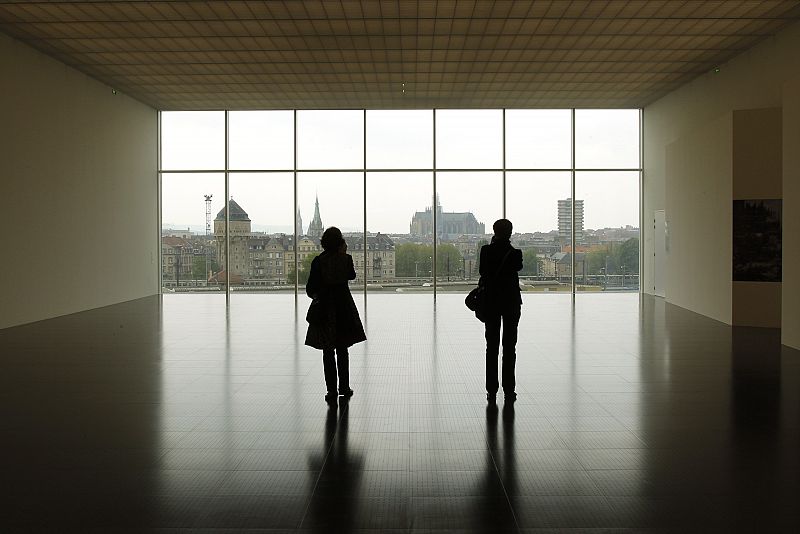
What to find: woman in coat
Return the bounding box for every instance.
[305,227,367,402]
[479,219,523,402]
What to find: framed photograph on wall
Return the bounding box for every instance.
[732,199,782,282]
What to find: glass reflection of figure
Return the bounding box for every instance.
[306,400,363,533]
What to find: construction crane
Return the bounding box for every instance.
[204,194,213,236]
[204,194,213,284]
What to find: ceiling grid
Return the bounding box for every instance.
[1,0,797,109]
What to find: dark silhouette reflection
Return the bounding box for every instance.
[480,402,517,533]
[305,399,364,532]
[501,402,517,497]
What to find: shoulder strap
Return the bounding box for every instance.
[492,249,513,280]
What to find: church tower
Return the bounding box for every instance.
[307,194,324,238]
[296,207,304,237]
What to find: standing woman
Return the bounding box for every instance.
[305,227,366,402]
[480,219,523,402]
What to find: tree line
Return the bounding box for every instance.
[285,236,639,284]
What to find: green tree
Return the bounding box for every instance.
[616,237,639,273]
[192,255,219,280]
[520,248,543,276]
[395,243,434,277]
[287,253,318,285]
[436,243,463,279]
[586,246,612,275]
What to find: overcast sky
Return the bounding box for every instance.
[161,109,640,235]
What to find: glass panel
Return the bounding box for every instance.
[366,110,433,169]
[575,171,640,291]
[297,110,364,169]
[161,173,225,292]
[297,172,364,292]
[366,172,433,290]
[435,110,503,169]
[434,171,501,288]
[161,111,224,170]
[225,173,295,293]
[575,109,640,169]
[506,172,572,291]
[228,111,294,170]
[505,109,572,169]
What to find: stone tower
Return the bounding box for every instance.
[213,198,252,277]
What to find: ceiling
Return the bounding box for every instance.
[2,1,799,110]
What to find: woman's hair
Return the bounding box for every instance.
[492,218,513,239]
[320,226,344,251]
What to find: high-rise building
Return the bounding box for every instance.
[307,195,324,238]
[558,198,584,242]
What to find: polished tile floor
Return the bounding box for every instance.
[1,293,799,532]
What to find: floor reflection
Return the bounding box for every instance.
[481,402,518,532]
[304,398,364,532]
[0,293,799,531]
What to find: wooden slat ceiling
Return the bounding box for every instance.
[1,1,799,110]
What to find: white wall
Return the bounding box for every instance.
[663,113,732,324]
[643,20,800,348]
[0,33,158,329]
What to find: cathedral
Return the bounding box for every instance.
[409,195,485,240]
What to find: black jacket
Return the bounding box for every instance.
[305,252,367,350]
[479,240,523,309]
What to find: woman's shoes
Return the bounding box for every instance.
[339,388,354,398]
[487,392,497,403]
[324,391,338,403]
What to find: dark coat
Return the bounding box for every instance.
[304,252,367,350]
[479,239,523,311]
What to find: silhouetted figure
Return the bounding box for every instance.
[305,227,366,402]
[479,219,523,402]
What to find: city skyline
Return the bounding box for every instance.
[161,109,640,235]
[163,191,639,238]
[164,193,639,244]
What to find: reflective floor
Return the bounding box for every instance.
[1,293,799,532]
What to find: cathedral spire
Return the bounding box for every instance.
[307,193,324,238]
[295,207,303,237]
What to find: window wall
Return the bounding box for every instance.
[159,109,641,295]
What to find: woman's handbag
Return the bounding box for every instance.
[464,284,488,322]
[306,297,324,325]
[464,249,512,322]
